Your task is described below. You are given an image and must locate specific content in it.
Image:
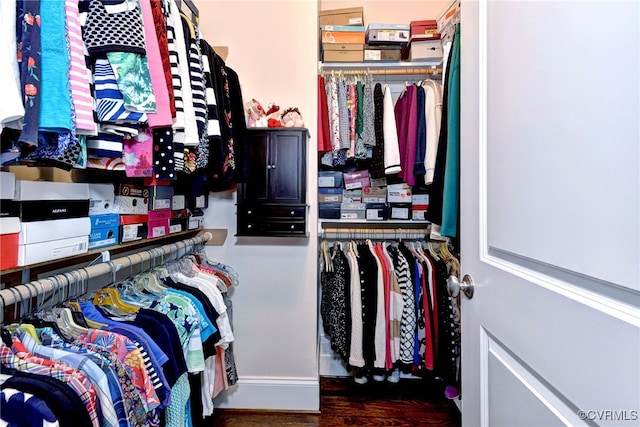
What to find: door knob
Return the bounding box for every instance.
[447,274,475,299]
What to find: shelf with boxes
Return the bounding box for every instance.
[0,170,223,280]
[318,170,430,223]
[319,6,445,68]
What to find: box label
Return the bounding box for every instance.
[349,17,363,25]
[364,50,381,61]
[318,176,335,187]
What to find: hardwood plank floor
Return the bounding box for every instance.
[211,377,461,426]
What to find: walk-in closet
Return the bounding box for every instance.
[1,0,639,426]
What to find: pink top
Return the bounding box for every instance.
[65,0,97,134]
[139,0,172,128]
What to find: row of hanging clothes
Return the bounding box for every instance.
[1,0,245,192]
[319,235,461,399]
[317,71,443,185]
[0,250,239,427]
[317,23,461,239]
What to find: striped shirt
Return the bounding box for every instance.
[65,0,96,134]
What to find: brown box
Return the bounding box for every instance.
[411,19,439,37]
[364,44,402,62]
[319,7,364,27]
[321,28,365,44]
[323,44,364,62]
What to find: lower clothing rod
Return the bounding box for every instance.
[0,232,212,325]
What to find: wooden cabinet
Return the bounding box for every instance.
[237,128,308,237]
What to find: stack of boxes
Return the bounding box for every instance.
[407,19,443,62]
[88,183,118,250]
[320,7,365,62]
[319,170,428,223]
[319,6,446,64]
[364,23,410,63]
[0,172,19,269]
[14,181,91,266]
[113,184,150,243]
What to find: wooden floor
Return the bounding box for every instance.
[211,376,461,426]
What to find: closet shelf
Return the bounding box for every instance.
[0,228,207,288]
[319,60,442,74]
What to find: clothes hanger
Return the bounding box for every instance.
[92,288,139,315]
[6,323,41,344]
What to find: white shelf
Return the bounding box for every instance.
[319,60,442,70]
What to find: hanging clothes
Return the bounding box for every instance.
[319,237,460,395]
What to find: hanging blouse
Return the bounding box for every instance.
[150,0,176,118]
[65,0,97,134]
[123,129,153,177]
[0,388,60,427]
[93,58,148,125]
[0,0,25,132]
[382,84,401,175]
[39,328,149,427]
[81,0,146,56]
[16,0,42,146]
[39,0,73,133]
[317,75,332,152]
[139,0,172,128]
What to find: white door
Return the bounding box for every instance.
[460,1,640,426]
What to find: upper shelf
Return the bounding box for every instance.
[319,60,442,71]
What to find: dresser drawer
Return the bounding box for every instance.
[260,205,306,219]
[262,220,307,234]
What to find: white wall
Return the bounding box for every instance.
[195,0,320,411]
[194,0,450,410]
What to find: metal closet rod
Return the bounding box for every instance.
[323,68,442,76]
[320,227,429,240]
[0,232,213,325]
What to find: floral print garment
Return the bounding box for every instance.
[106,52,157,113]
[17,0,42,146]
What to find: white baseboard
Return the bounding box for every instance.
[213,376,320,411]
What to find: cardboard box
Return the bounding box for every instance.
[4,165,87,183]
[340,202,366,220]
[148,209,172,222]
[88,183,115,215]
[365,203,389,221]
[321,26,366,44]
[318,171,344,188]
[19,217,91,245]
[389,203,412,220]
[113,196,149,215]
[148,219,170,239]
[387,183,412,203]
[369,177,387,187]
[116,183,150,198]
[362,186,387,203]
[412,209,427,221]
[88,214,120,249]
[18,200,90,222]
[437,0,461,33]
[0,200,19,218]
[410,19,439,37]
[319,203,341,219]
[188,215,204,230]
[18,235,88,266]
[412,193,430,209]
[0,217,20,269]
[14,180,89,201]
[319,7,364,27]
[343,170,370,190]
[119,214,148,225]
[0,172,15,200]
[409,38,444,61]
[364,45,403,62]
[120,223,147,243]
[88,224,118,250]
[169,218,186,234]
[150,186,174,210]
[319,188,343,203]
[365,24,410,44]
[342,189,362,203]
[323,43,364,62]
[171,195,186,211]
